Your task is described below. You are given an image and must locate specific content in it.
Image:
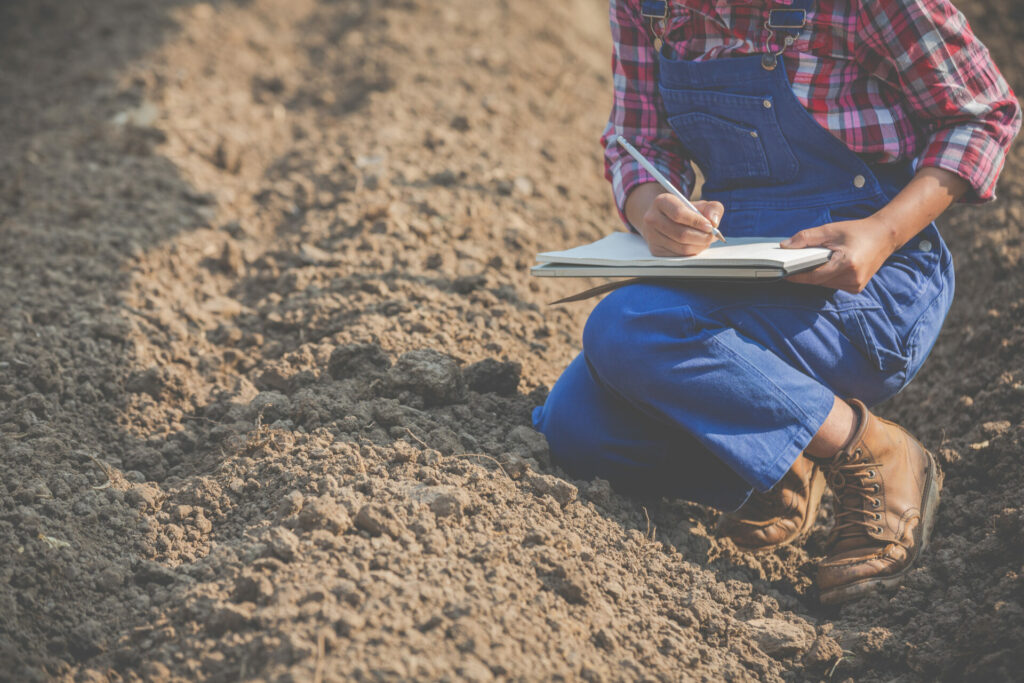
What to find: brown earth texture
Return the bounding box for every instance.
[2,0,1024,680]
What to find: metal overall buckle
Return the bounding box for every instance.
[762,8,807,71]
[641,1,668,51]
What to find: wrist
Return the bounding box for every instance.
[624,182,664,233]
[867,212,902,255]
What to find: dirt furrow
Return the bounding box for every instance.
[2,0,1023,680]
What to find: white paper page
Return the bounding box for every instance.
[535,232,829,268]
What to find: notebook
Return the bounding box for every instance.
[532,232,830,280]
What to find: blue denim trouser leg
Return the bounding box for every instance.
[533,278,922,510]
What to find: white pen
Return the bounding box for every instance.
[616,135,727,243]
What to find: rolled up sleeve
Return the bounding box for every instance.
[601,0,694,228]
[860,0,1021,203]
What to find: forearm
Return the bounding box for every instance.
[872,167,972,251]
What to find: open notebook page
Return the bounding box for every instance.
[536,232,830,269]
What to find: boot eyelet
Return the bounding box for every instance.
[854,449,863,457]
[873,513,881,520]
[872,499,880,508]
[874,526,882,534]
[872,484,880,493]
[867,470,875,478]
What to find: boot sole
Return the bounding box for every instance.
[731,465,828,553]
[818,448,944,605]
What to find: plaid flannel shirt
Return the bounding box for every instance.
[603,0,1021,222]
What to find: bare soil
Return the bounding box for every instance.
[1,0,1023,680]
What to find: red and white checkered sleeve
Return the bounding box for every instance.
[860,0,1021,203]
[601,0,694,229]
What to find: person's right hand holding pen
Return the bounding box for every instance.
[616,137,725,257]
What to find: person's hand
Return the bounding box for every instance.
[637,193,724,257]
[782,217,899,293]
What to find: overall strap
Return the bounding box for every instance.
[762,0,815,70]
[640,1,668,50]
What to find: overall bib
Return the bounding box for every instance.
[532,0,955,511]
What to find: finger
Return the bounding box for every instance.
[696,201,725,228]
[781,225,831,249]
[650,223,714,256]
[650,217,716,249]
[654,194,714,232]
[647,231,701,257]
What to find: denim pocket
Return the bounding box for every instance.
[668,112,770,182]
[833,307,910,374]
[660,89,799,189]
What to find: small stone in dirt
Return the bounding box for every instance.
[355,504,389,537]
[69,619,105,658]
[232,573,274,603]
[183,188,216,205]
[584,479,613,506]
[215,240,245,276]
[450,115,471,131]
[371,398,406,426]
[390,439,419,463]
[525,472,577,507]
[745,618,815,659]
[126,483,162,511]
[297,496,351,534]
[214,137,243,173]
[125,366,179,399]
[142,662,172,680]
[298,242,332,264]
[248,391,291,423]
[499,453,529,479]
[95,567,124,593]
[134,560,177,586]
[429,488,468,519]
[334,609,366,637]
[540,563,590,605]
[387,349,466,406]
[452,273,486,294]
[982,420,1012,436]
[328,343,391,380]
[505,425,551,467]
[513,176,534,197]
[803,634,843,667]
[207,603,254,636]
[464,358,522,396]
[264,526,300,562]
[280,490,304,517]
[255,364,294,393]
[431,169,459,186]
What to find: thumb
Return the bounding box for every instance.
[781,226,830,249]
[698,201,725,228]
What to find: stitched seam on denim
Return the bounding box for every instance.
[850,309,885,371]
[903,267,953,362]
[706,330,823,428]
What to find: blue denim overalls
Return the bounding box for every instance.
[532,0,955,510]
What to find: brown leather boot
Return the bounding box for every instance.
[816,400,943,605]
[717,454,826,552]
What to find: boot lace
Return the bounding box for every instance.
[825,448,899,548]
